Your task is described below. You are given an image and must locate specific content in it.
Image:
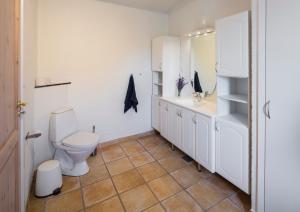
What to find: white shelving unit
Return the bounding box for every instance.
[215,11,251,194]
[218,94,248,104]
[151,36,180,131]
[152,71,163,96]
[151,36,180,97]
[217,76,249,121]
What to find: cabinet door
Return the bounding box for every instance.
[175,108,183,149]
[151,96,160,131]
[182,109,196,159]
[168,105,183,148]
[152,37,163,72]
[160,101,168,139]
[167,104,177,144]
[195,114,212,171]
[216,11,249,77]
[216,120,249,193]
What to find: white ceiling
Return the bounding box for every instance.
[99,0,193,13]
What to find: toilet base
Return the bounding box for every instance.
[62,161,89,176]
[53,148,92,177]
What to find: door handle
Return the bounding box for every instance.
[263,100,271,119]
[17,100,27,116]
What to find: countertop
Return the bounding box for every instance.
[159,96,217,117]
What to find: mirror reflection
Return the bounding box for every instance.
[190,32,216,95]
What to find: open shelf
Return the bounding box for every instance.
[218,94,248,104]
[217,113,248,128]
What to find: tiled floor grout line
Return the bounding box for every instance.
[138,137,180,212]
[100,150,128,212]
[112,139,162,211]
[141,139,202,212]
[162,159,207,211]
[27,134,249,212]
[78,174,86,212]
[203,176,242,211]
[148,139,239,212]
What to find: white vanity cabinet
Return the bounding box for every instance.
[158,99,216,172]
[151,96,161,132]
[182,108,197,159]
[216,11,249,77]
[215,118,249,193]
[160,100,169,139]
[195,114,215,172]
[167,103,182,149]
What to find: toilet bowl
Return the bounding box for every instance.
[49,107,99,176]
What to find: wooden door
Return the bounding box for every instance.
[264,0,300,211]
[0,0,20,211]
[216,11,249,77]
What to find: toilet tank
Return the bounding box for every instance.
[49,107,78,144]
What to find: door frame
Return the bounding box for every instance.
[252,0,267,211]
[19,0,27,210]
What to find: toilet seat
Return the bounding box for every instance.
[62,132,99,149]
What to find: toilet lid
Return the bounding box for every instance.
[62,132,99,149]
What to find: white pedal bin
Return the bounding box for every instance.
[35,160,62,197]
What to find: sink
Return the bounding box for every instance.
[172,97,208,107]
[161,96,217,117]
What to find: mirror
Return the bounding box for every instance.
[190,32,216,94]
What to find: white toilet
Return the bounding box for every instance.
[49,106,99,176]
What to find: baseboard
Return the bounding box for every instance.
[98,130,158,148]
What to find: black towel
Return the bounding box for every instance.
[194,71,203,93]
[124,75,138,113]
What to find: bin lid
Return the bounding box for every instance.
[38,160,60,172]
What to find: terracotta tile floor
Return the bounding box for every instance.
[27,134,251,212]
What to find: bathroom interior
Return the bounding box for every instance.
[1,0,300,212]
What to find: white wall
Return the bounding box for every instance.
[169,0,251,36]
[33,0,168,166]
[21,0,37,206]
[33,86,69,165]
[168,0,251,96]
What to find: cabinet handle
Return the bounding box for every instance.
[215,62,218,73]
[215,123,219,132]
[179,112,182,118]
[263,100,271,119]
[158,102,161,106]
[192,116,197,124]
[165,106,168,111]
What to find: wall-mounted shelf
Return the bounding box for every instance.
[35,82,71,88]
[218,94,248,104]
